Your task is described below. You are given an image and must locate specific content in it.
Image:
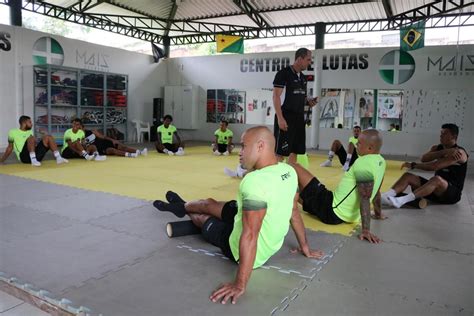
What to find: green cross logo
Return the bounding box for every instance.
[379,50,415,85]
[32,37,64,65]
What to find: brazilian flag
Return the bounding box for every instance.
[400,21,425,51]
[216,35,244,54]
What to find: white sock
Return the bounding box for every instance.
[390,193,416,208]
[384,189,397,197]
[53,150,60,159]
[29,152,37,160]
[178,147,184,151]
[81,150,87,157]
[126,152,131,157]
[93,151,99,156]
[136,150,140,155]
[346,154,352,161]
[328,150,335,160]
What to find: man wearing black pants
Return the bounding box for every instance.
[273,48,318,164]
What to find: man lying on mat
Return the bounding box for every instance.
[291,129,386,244]
[153,126,324,304]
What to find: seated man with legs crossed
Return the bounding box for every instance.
[382,123,468,208]
[213,120,234,156]
[82,124,147,158]
[0,115,68,166]
[61,118,106,161]
[293,129,386,243]
[320,125,361,171]
[155,115,184,156]
[154,126,324,304]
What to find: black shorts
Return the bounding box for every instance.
[19,140,49,163]
[61,147,82,159]
[419,176,462,204]
[96,140,115,155]
[217,143,228,153]
[300,178,344,225]
[274,111,305,157]
[335,146,358,166]
[159,143,179,153]
[201,200,238,261]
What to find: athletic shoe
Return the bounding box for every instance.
[141,148,148,156]
[56,157,69,164]
[129,153,138,158]
[213,150,221,156]
[176,148,185,156]
[223,151,229,156]
[85,154,94,161]
[94,155,107,161]
[320,160,332,167]
[31,160,41,167]
[224,167,238,177]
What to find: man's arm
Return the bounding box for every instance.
[357,181,381,243]
[174,132,182,144]
[156,132,163,145]
[0,143,14,163]
[290,192,324,258]
[420,145,446,162]
[210,208,266,305]
[227,137,233,146]
[273,87,287,131]
[402,150,468,172]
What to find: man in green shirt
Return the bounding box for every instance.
[0,115,68,166]
[320,125,361,171]
[61,118,105,161]
[295,129,386,244]
[155,115,184,156]
[153,126,324,304]
[213,120,234,156]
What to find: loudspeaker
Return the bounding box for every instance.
[151,98,163,141]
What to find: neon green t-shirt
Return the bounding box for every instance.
[157,124,177,144]
[214,128,233,144]
[229,162,297,268]
[332,154,386,223]
[62,129,85,153]
[349,136,358,147]
[8,128,34,160]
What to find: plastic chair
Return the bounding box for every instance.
[131,120,150,143]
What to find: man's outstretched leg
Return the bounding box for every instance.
[154,192,227,219]
[41,135,68,164]
[320,139,343,167]
[381,172,422,205]
[388,175,448,208]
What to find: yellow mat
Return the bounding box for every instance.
[0,146,405,236]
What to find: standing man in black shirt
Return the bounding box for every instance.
[382,123,469,208]
[273,48,318,164]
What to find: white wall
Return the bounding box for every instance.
[166,46,473,159]
[0,24,167,148]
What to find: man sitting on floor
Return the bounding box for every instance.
[61,118,106,161]
[213,120,234,156]
[155,115,185,156]
[382,123,468,208]
[82,124,147,158]
[153,126,324,304]
[293,129,386,244]
[320,125,361,171]
[0,115,68,166]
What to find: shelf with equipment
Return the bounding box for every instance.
[33,65,128,144]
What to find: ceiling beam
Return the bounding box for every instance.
[381,0,393,18]
[164,0,178,37]
[232,0,269,28]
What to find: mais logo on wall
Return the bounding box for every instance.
[378,50,415,85]
[32,37,64,65]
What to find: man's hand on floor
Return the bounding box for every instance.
[290,246,324,259]
[210,282,245,304]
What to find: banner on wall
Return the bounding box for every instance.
[378,94,402,118]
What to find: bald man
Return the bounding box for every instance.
[291,129,386,243]
[153,126,324,304]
